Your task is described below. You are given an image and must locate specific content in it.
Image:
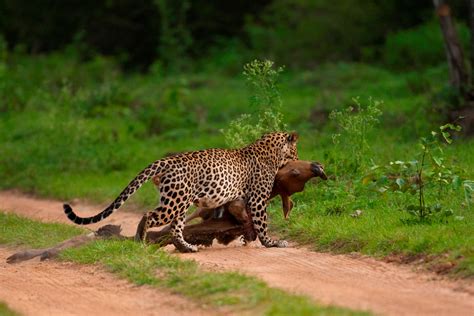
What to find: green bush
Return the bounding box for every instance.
[329,97,382,174]
[222,60,287,147]
[383,21,470,69]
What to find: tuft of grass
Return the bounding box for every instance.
[0,302,20,316]
[0,212,85,248]
[0,212,366,315]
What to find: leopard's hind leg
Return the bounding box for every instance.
[135,200,197,253]
[135,205,175,242]
[169,208,198,252]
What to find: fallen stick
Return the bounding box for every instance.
[6,232,97,264]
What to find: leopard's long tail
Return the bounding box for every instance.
[63,161,164,225]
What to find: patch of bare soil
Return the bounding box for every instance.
[0,247,214,316]
[1,190,473,316]
[180,246,474,316]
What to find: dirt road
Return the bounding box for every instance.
[0,248,214,316]
[1,190,473,316]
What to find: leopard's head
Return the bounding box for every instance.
[252,132,299,168]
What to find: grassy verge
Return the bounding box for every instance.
[269,140,474,278]
[0,212,366,315]
[0,302,20,316]
[0,213,85,248]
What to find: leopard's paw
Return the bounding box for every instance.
[275,240,288,248]
[262,238,288,248]
[173,239,199,253]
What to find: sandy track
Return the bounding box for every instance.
[181,246,474,316]
[1,190,473,316]
[0,248,214,316]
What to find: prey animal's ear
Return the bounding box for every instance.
[290,168,300,176]
[287,132,298,143]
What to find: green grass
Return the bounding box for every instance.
[0,212,366,315]
[269,138,474,278]
[0,51,473,278]
[0,302,20,316]
[0,213,85,248]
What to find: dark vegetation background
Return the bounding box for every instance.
[0,0,469,70]
[0,0,473,276]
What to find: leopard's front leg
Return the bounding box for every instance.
[248,194,288,248]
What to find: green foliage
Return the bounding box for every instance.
[268,136,474,276]
[0,0,448,70]
[222,60,287,147]
[365,124,466,222]
[0,212,85,248]
[462,180,474,209]
[329,97,382,173]
[383,21,470,69]
[243,59,284,109]
[0,34,7,66]
[137,78,198,137]
[0,302,19,316]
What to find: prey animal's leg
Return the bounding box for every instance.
[227,199,256,243]
[155,206,208,235]
[212,206,225,219]
[281,195,294,219]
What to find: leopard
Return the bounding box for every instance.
[63,132,299,253]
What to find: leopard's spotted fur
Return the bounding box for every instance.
[63,132,298,252]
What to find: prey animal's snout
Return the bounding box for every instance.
[310,162,328,180]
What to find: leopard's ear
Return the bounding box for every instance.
[287,132,298,143]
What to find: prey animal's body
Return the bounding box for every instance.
[63,132,299,252]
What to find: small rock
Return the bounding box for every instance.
[350,210,363,218]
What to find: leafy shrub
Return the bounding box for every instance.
[383,21,470,69]
[196,39,250,75]
[329,97,382,173]
[152,78,197,136]
[365,124,467,222]
[462,180,474,209]
[222,60,287,147]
